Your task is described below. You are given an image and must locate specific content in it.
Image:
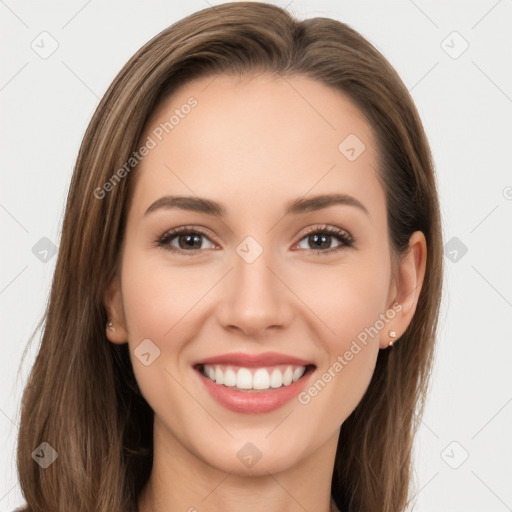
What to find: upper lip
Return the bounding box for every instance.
[192,351,315,368]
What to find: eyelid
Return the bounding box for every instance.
[155,225,219,254]
[297,224,354,244]
[156,223,355,255]
[291,224,355,252]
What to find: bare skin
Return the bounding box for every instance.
[104,73,426,512]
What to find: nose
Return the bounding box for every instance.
[215,249,294,337]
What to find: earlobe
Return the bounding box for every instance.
[380,231,427,349]
[103,277,129,344]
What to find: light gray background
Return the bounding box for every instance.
[1,1,511,511]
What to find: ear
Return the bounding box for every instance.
[380,231,427,349]
[103,275,129,344]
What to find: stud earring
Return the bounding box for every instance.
[108,320,115,332]
[388,330,397,347]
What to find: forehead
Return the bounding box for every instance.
[130,73,385,222]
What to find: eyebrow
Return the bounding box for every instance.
[144,193,369,217]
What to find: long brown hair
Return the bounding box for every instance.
[16,3,443,511]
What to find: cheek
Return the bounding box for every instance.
[290,255,390,423]
[289,253,392,346]
[118,249,199,382]
[119,253,206,426]
[120,249,208,342]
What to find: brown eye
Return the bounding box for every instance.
[175,233,204,250]
[295,226,354,253]
[157,227,216,255]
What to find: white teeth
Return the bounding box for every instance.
[252,369,270,390]
[270,368,283,388]
[237,368,253,389]
[293,366,306,382]
[202,364,308,391]
[223,368,237,387]
[282,367,293,386]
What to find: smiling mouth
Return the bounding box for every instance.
[194,363,316,392]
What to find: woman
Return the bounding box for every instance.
[15,2,443,511]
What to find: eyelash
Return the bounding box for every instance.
[155,224,355,256]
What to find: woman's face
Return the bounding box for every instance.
[106,73,421,476]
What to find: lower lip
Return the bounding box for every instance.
[196,367,314,414]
